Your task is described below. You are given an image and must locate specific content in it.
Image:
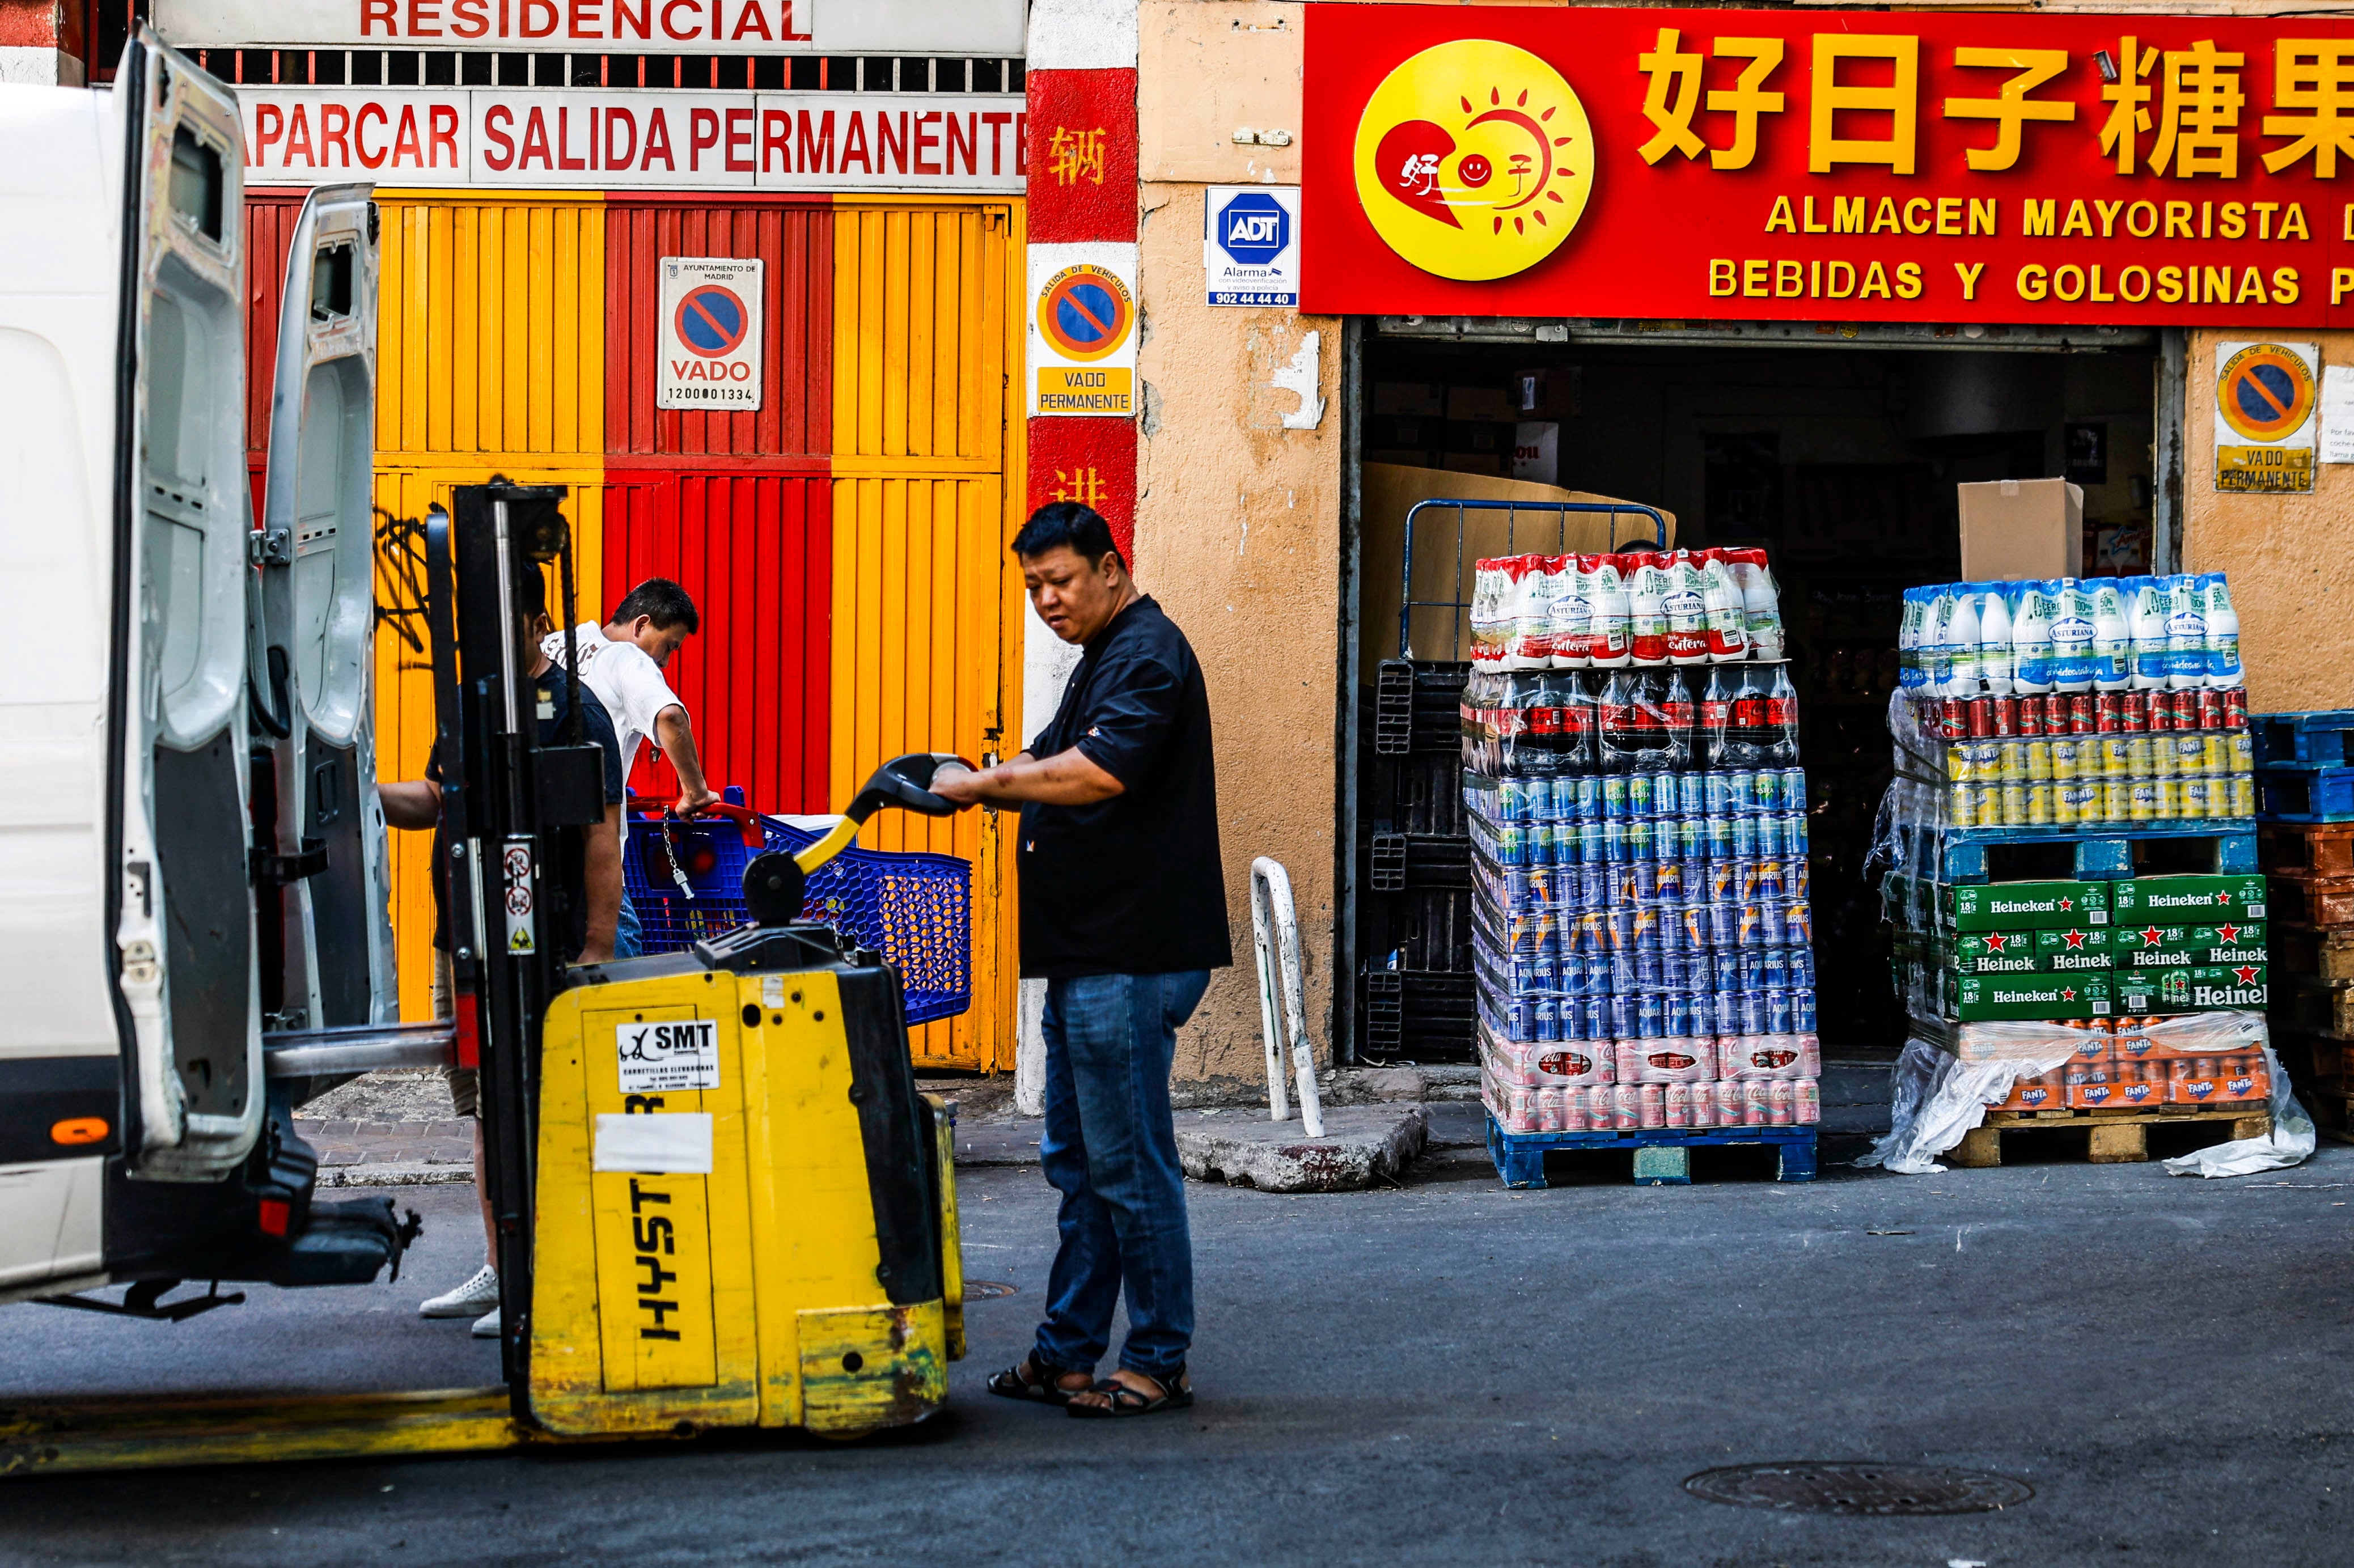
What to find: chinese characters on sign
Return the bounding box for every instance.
[1303,7,2354,325]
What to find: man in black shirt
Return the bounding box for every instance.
[934,503,1230,1419]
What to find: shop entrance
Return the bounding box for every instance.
[1344,321,2171,1065]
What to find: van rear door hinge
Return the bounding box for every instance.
[249,527,293,566]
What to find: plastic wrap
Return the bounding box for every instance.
[1858,1011,2308,1176]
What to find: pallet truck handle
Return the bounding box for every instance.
[792,753,973,875]
[626,794,767,849]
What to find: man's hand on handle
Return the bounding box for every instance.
[929,748,1123,810]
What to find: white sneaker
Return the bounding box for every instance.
[419,1264,499,1319]
[471,1305,502,1339]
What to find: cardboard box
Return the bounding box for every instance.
[2109,874,2268,922]
[1446,384,1514,422]
[1373,382,1444,417]
[1942,880,2111,931]
[1958,477,2085,580]
[1947,970,2112,1020]
[2113,965,2270,1014]
[2037,927,2114,971]
[1948,930,2044,974]
[1357,463,1677,676]
[2115,921,2268,967]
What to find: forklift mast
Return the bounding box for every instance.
[425,481,609,1394]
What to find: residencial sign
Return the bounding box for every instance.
[1205,186,1302,306]
[158,0,1027,56]
[236,88,1025,192]
[1305,6,2354,325]
[659,257,763,410]
[2214,340,2318,492]
[1028,247,1137,417]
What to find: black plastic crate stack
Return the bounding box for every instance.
[1359,659,1477,1062]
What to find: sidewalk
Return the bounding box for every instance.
[291,1062,1900,1182]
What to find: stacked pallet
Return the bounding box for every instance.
[2253,709,2354,1142]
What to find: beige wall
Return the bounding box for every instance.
[1140,1,1341,1091]
[2184,329,2354,714]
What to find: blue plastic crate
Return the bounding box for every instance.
[2255,765,2354,824]
[621,807,972,1025]
[2250,710,2354,769]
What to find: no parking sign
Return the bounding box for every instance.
[658,257,764,412]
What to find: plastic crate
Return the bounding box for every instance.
[622,807,972,1026]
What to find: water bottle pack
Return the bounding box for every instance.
[1898,573,2240,698]
[1469,546,1786,671]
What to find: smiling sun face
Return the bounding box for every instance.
[1353,39,1594,281]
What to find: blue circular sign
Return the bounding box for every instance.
[675,285,749,358]
[1217,191,1290,266]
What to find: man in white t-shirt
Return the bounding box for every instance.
[543,577,715,958]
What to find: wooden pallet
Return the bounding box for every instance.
[1946,1105,2268,1168]
[2270,871,2354,927]
[2269,921,2354,978]
[2309,1090,2354,1146]
[2277,975,2354,1035]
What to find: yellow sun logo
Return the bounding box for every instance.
[1352,39,1594,282]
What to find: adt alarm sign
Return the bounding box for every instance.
[1205,185,1300,307]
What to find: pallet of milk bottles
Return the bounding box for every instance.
[1463,543,1819,1188]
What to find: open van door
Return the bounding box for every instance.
[252,184,392,1039]
[105,36,263,1181]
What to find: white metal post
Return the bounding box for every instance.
[1250,857,1324,1138]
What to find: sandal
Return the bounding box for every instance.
[985,1354,1089,1407]
[1066,1366,1192,1419]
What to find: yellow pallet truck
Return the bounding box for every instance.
[3,484,968,1474]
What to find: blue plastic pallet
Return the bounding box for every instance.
[1485,1113,1817,1189]
[2256,765,2354,824]
[2250,710,2354,769]
[1938,823,2258,883]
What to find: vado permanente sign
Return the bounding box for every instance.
[236,88,1024,191]
[1304,5,2354,325]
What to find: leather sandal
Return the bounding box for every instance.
[1066,1366,1192,1419]
[985,1354,1087,1407]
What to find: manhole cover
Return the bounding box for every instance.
[962,1281,1018,1301]
[1684,1462,2032,1516]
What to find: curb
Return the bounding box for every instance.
[316,1162,475,1188]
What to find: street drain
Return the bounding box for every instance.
[962,1281,1018,1301]
[1683,1462,2032,1516]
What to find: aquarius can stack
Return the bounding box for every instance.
[1464,551,1819,1138]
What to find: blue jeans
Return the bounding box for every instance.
[614,890,643,959]
[1034,970,1211,1383]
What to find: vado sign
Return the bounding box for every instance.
[236,89,1025,191]
[659,257,763,410]
[1305,6,2354,325]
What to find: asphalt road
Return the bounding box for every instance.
[3,1143,2352,1566]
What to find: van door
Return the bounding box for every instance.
[107,36,263,1179]
[253,184,392,1035]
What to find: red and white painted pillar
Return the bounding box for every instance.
[1017,0,1140,1108]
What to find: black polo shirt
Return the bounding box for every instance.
[1018,596,1232,980]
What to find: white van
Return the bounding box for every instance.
[0,33,413,1312]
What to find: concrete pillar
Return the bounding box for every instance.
[0,1,86,86]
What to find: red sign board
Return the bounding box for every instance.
[1303,6,2354,325]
